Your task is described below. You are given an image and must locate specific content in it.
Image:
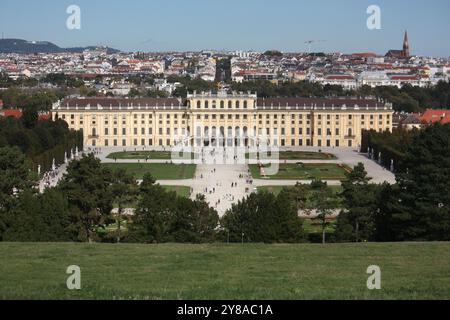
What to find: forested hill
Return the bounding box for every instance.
[0,39,119,54]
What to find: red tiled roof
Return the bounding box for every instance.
[352,52,377,58]
[442,115,450,124]
[0,109,22,118]
[420,110,450,124]
[325,75,355,80]
[39,113,52,120]
[390,76,418,81]
[0,109,51,120]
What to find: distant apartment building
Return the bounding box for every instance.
[318,74,358,90]
[232,70,277,83]
[53,92,393,149]
[111,83,135,96]
[357,71,430,88]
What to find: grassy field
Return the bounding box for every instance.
[247,151,336,160]
[0,242,449,300]
[106,151,196,160]
[162,185,191,198]
[258,185,343,196]
[250,163,351,180]
[102,163,196,180]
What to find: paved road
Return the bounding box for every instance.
[187,164,251,217]
[38,164,68,193]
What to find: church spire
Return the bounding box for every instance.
[403,30,410,57]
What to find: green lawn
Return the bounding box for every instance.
[102,163,196,180]
[0,242,449,300]
[247,151,336,160]
[163,185,191,198]
[250,163,351,180]
[106,151,196,160]
[258,185,343,196]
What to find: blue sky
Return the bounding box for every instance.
[1,0,449,56]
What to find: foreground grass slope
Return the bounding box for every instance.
[0,242,449,300]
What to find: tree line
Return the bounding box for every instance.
[224,121,450,243]
[0,116,83,173]
[0,150,219,243]
[336,123,450,242]
[0,123,448,244]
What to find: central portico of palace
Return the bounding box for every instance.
[53,91,393,149]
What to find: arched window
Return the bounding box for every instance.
[220,101,225,109]
[243,126,249,146]
[195,126,202,146]
[236,101,240,109]
[243,101,248,109]
[211,126,217,146]
[219,127,225,147]
[204,101,209,109]
[227,126,233,146]
[228,101,232,109]
[235,126,241,146]
[212,100,217,109]
[197,101,201,109]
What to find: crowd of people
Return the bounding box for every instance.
[39,165,64,191]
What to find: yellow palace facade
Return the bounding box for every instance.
[52,91,393,149]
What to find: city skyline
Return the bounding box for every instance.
[1,0,450,57]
